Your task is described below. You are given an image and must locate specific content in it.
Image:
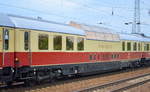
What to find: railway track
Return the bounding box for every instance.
[76,73,150,92]
[0,67,150,92]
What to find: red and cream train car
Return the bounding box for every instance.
[0,14,150,85]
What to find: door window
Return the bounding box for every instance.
[4,29,9,50]
[24,32,29,50]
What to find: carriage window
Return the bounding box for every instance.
[122,42,125,51]
[144,43,147,51]
[138,43,141,51]
[77,37,84,51]
[54,35,62,50]
[147,44,149,51]
[133,42,137,51]
[127,42,131,51]
[38,34,48,50]
[4,29,9,50]
[66,36,74,50]
[149,44,150,51]
[24,32,29,50]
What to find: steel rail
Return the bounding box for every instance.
[76,73,150,92]
[111,79,150,92]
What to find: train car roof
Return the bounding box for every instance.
[0,13,85,36]
[69,21,150,42]
[69,21,117,34]
[119,33,150,42]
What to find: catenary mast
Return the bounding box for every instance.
[132,0,140,33]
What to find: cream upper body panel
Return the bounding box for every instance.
[85,40,121,52]
[121,40,150,52]
[14,28,150,53]
[15,28,85,52]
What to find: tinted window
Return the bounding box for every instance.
[144,43,147,51]
[24,32,29,50]
[127,42,131,51]
[147,44,149,51]
[54,35,62,50]
[77,37,84,50]
[122,42,125,51]
[133,42,137,51]
[138,43,141,51]
[38,34,48,50]
[4,29,9,50]
[66,36,74,50]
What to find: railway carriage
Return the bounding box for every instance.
[0,14,150,85]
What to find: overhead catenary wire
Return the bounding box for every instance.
[0,2,129,31]
[69,1,133,20]
[0,2,116,23]
[0,2,133,22]
[0,1,149,34]
[96,0,149,11]
[141,0,150,9]
[0,3,80,21]
[99,23,131,33]
[0,1,148,21]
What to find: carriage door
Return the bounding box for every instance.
[2,28,14,67]
[24,31,32,66]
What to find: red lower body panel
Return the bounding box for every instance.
[1,52,150,67]
[32,52,88,65]
[0,53,2,67]
[15,52,31,66]
[16,52,150,67]
[0,52,14,67]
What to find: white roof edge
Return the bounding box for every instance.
[0,13,85,36]
[119,33,150,42]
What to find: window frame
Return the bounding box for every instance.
[144,43,147,51]
[3,29,9,50]
[133,42,137,51]
[24,32,29,50]
[38,34,49,50]
[122,42,125,51]
[77,37,84,51]
[66,36,74,50]
[53,35,62,50]
[147,44,149,51]
[138,43,141,51]
[127,42,131,51]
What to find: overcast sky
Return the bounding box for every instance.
[0,0,149,35]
